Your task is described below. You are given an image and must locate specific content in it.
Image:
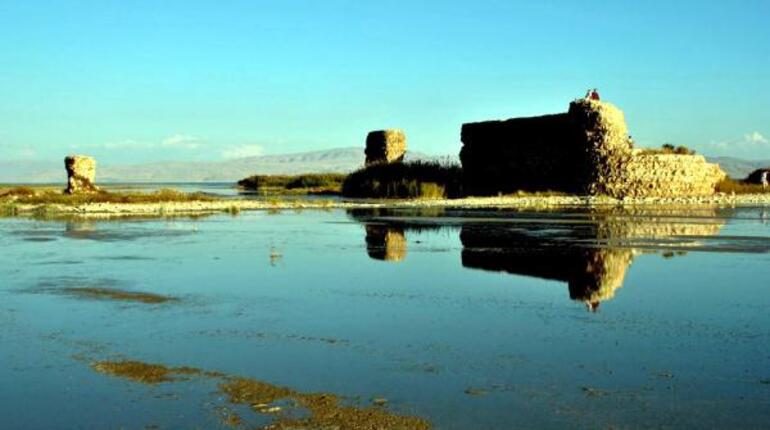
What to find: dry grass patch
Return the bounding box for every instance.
[638,143,696,155]
[1,188,217,205]
[716,178,770,194]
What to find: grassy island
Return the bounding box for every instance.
[237,173,346,195]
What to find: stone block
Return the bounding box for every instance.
[365,130,406,165]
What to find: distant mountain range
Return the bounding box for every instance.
[703,156,770,179]
[1,148,766,183]
[0,147,453,183]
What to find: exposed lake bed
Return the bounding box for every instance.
[1,207,769,429]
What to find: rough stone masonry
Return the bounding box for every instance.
[65,155,99,194]
[365,129,407,165]
[460,98,726,198]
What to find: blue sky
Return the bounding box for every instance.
[0,0,768,164]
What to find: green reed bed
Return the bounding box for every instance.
[342,161,463,199]
[237,173,346,194]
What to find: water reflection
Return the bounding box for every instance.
[349,208,447,262]
[365,225,408,261]
[460,225,634,311]
[349,207,727,310]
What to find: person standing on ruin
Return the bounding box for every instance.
[584,88,601,101]
[762,171,768,188]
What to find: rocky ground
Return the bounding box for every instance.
[4,193,770,218]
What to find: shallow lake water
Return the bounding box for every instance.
[99,182,341,201]
[1,207,769,429]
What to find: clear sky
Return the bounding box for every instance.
[1,0,768,164]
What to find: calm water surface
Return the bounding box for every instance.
[101,182,340,201]
[1,207,769,429]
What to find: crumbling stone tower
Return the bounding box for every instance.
[365,129,406,165]
[568,99,634,196]
[64,155,100,194]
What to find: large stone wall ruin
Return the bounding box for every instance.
[460,113,584,194]
[460,98,726,198]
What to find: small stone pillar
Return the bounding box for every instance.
[365,129,406,165]
[64,155,99,194]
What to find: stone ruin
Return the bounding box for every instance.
[460,98,726,198]
[365,129,407,166]
[64,155,100,194]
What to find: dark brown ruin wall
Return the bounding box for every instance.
[460,113,585,195]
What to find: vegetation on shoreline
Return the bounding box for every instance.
[342,161,463,199]
[237,163,465,199]
[638,143,696,156]
[0,187,216,205]
[2,174,770,219]
[237,173,346,194]
[715,178,770,194]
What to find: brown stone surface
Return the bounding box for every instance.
[365,129,406,165]
[568,99,634,196]
[65,155,99,194]
[618,153,727,197]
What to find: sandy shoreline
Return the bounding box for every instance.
[3,193,770,218]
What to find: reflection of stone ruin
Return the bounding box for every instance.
[460,225,632,311]
[591,207,724,247]
[460,99,726,197]
[365,129,407,165]
[460,209,724,310]
[64,155,99,194]
[349,207,725,308]
[365,225,408,262]
[64,220,97,240]
[349,208,450,263]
